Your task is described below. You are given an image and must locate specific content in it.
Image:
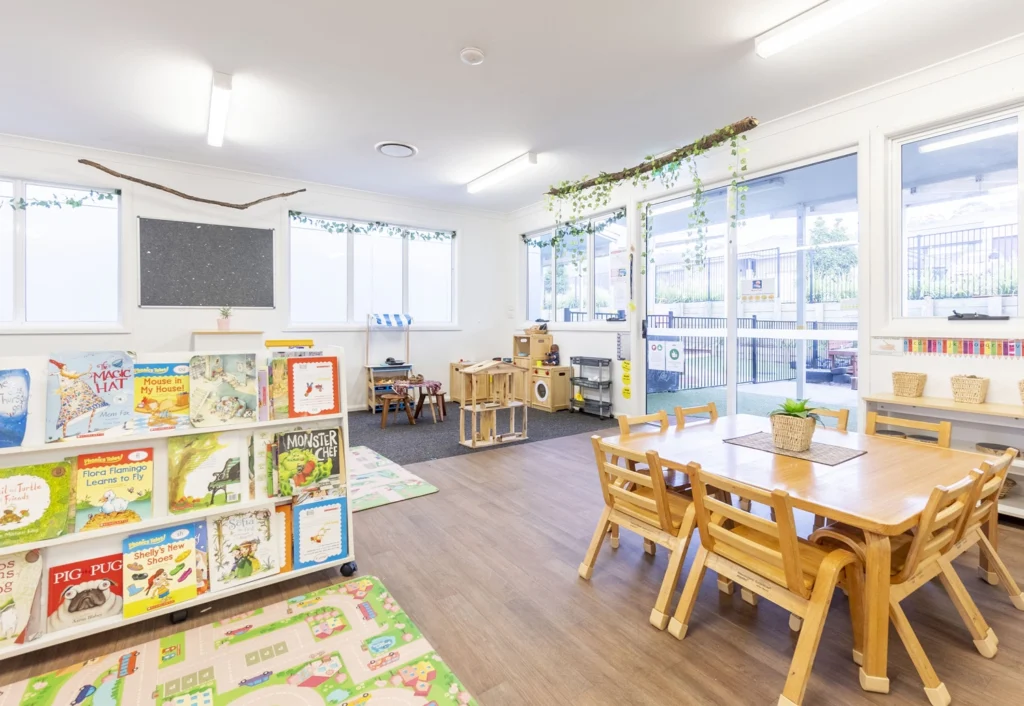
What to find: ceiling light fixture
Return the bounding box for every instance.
[918,124,1018,153]
[375,142,418,158]
[207,71,232,147]
[466,152,537,194]
[754,0,885,59]
[460,47,486,66]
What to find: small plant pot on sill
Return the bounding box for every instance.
[771,415,816,453]
[217,318,231,331]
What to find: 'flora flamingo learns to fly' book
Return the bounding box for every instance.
[73,449,154,532]
[133,363,190,431]
[45,351,135,442]
[0,462,75,549]
[122,524,197,618]
[45,553,123,633]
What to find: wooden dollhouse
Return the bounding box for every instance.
[458,360,528,448]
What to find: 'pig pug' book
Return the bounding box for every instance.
[0,462,74,549]
[122,524,197,618]
[276,427,344,503]
[45,351,135,442]
[0,549,44,648]
[46,553,123,633]
[188,354,257,427]
[73,448,154,532]
[0,368,30,449]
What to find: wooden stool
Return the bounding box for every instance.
[414,389,447,422]
[380,393,415,429]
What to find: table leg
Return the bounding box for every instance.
[414,390,426,420]
[860,531,891,694]
[404,396,416,425]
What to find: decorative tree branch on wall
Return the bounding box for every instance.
[289,211,455,240]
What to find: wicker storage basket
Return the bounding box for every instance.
[1019,380,1024,405]
[951,375,989,404]
[892,372,926,398]
[999,477,1017,501]
[770,415,816,453]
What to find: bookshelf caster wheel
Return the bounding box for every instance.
[340,561,358,577]
[169,609,188,625]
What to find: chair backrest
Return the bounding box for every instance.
[689,465,810,598]
[957,448,1018,540]
[864,411,952,448]
[894,474,975,583]
[812,407,849,432]
[674,402,719,429]
[590,436,675,532]
[617,410,669,436]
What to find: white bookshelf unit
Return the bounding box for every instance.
[0,345,356,661]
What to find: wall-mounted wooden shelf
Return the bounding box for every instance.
[862,393,1024,420]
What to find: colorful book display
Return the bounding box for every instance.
[268,357,290,420]
[46,553,123,633]
[73,449,153,532]
[287,357,340,417]
[188,354,257,427]
[0,369,30,449]
[193,520,210,596]
[122,525,197,618]
[167,432,243,514]
[293,497,347,570]
[208,509,279,592]
[133,363,190,431]
[0,462,74,548]
[249,431,275,501]
[275,428,343,502]
[0,549,43,647]
[45,352,135,442]
[275,504,293,573]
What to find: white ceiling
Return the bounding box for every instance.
[2,0,1023,213]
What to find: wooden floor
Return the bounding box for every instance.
[5,429,1024,705]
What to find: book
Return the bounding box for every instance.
[257,369,269,422]
[0,549,43,647]
[133,362,190,431]
[0,462,75,548]
[268,358,289,420]
[292,497,347,570]
[167,432,243,514]
[287,357,340,418]
[207,509,279,592]
[193,520,210,595]
[122,524,197,618]
[188,354,257,428]
[45,352,135,442]
[73,448,153,532]
[275,428,343,502]
[275,504,293,573]
[0,369,30,449]
[45,553,122,633]
[249,431,275,501]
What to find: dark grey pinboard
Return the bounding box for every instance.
[138,218,274,308]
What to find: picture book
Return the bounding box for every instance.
[133,362,190,431]
[287,357,339,418]
[73,448,153,532]
[0,462,75,549]
[122,524,197,618]
[275,427,343,502]
[0,369,30,449]
[0,549,43,647]
[167,432,242,514]
[45,352,135,442]
[45,553,122,633]
[208,509,279,592]
[249,431,275,501]
[193,520,210,595]
[292,497,347,570]
[275,503,293,573]
[257,369,269,422]
[268,357,289,420]
[188,354,257,428]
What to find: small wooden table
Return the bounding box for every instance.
[600,414,991,694]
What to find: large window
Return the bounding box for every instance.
[525,210,628,323]
[898,114,1020,317]
[1,181,120,326]
[289,216,455,325]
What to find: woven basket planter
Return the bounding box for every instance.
[951,375,989,404]
[892,372,926,398]
[771,415,816,452]
[1000,477,1017,501]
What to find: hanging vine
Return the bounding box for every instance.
[4,190,118,210]
[289,211,455,240]
[520,207,626,255]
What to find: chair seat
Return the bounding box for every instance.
[812,522,914,578]
[623,485,692,529]
[723,524,832,590]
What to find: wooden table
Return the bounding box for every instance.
[601,414,991,694]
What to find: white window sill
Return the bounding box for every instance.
[285,323,461,333]
[876,317,1023,340]
[523,321,629,333]
[0,324,129,335]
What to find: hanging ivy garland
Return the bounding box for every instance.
[520,207,627,254]
[4,190,119,210]
[289,211,455,241]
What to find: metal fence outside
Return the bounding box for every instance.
[906,224,1017,300]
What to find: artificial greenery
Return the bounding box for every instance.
[520,207,627,266]
[219,306,233,319]
[4,190,118,210]
[769,398,822,425]
[289,211,455,241]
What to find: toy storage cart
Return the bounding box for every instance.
[570,356,613,419]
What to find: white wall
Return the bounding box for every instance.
[508,34,1024,413]
[0,134,514,407]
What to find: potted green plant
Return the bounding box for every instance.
[217,306,233,331]
[769,398,821,452]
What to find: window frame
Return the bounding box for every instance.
[286,213,458,331]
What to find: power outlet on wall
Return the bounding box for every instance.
[506,306,515,319]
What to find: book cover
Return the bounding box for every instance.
[208,509,279,592]
[249,431,275,501]
[167,432,242,514]
[257,369,269,422]
[0,369,30,449]
[188,354,257,427]
[133,363,190,431]
[45,352,135,442]
[269,358,289,420]
[0,462,74,549]
[45,553,122,633]
[287,357,340,418]
[193,520,210,595]
[122,524,197,618]
[275,427,343,501]
[73,448,153,532]
[0,549,43,647]
[275,503,293,573]
[292,497,347,570]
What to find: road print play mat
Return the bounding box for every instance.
[0,576,477,706]
[349,447,438,512]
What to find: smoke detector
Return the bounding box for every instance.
[375,142,418,158]
[460,47,485,66]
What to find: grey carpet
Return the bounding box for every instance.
[347,403,615,466]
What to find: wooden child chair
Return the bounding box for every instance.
[617,409,670,435]
[668,466,864,706]
[811,407,849,432]
[674,401,719,428]
[579,436,698,630]
[864,411,952,447]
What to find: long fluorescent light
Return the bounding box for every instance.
[467,152,536,193]
[919,123,1018,153]
[207,71,233,147]
[755,0,885,59]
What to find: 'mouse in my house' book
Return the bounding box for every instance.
[73,448,153,532]
[0,462,75,549]
[45,351,135,442]
[0,369,30,449]
[134,362,190,431]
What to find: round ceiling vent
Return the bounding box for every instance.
[460,47,485,66]
[375,142,418,158]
